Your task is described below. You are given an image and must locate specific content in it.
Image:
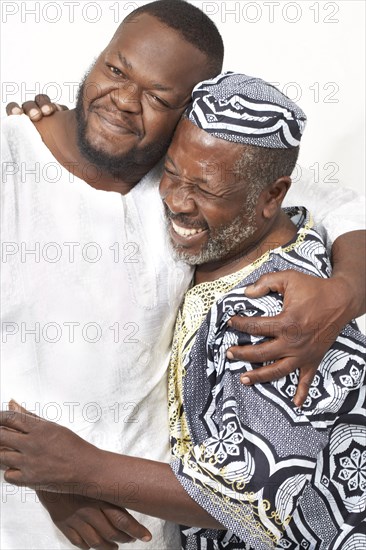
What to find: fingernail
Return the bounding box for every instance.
[241,376,251,384]
[11,107,23,115]
[41,105,51,114]
[29,108,39,118]
[142,536,152,542]
[227,350,234,360]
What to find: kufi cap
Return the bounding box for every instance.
[186,72,307,148]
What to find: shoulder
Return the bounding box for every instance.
[1,114,42,160]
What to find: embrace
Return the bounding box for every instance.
[1,1,365,550]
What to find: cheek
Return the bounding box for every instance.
[144,110,183,142]
[204,203,244,230]
[84,71,114,104]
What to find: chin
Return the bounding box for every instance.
[86,130,134,155]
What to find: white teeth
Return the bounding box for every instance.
[171,220,204,237]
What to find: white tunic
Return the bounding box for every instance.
[0,115,364,549]
[1,115,192,549]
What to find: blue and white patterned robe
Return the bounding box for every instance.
[168,208,366,550]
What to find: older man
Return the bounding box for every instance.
[1,73,365,550]
[2,2,366,549]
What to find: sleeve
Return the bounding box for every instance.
[170,292,366,548]
[284,166,365,247]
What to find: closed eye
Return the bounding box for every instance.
[147,93,171,109]
[164,166,177,176]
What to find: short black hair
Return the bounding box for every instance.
[124,0,224,75]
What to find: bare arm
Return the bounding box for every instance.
[0,411,223,530]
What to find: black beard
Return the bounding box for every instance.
[75,76,172,181]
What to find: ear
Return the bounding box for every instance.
[262,177,291,219]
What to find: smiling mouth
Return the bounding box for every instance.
[171,220,206,238]
[92,110,140,136]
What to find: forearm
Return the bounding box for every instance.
[74,449,223,530]
[331,230,366,319]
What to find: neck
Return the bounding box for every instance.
[33,109,153,194]
[194,211,297,285]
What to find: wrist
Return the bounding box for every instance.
[330,273,360,323]
[75,444,106,491]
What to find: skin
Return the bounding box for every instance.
[0,122,306,531]
[5,23,366,404]
[3,14,220,549]
[31,14,213,194]
[160,119,297,280]
[4,11,365,548]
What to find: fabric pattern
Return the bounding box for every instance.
[186,72,307,148]
[168,207,366,550]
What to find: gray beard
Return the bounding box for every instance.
[168,209,257,266]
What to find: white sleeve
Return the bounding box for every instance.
[284,166,365,248]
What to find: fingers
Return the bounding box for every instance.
[8,399,41,419]
[227,339,283,364]
[6,102,24,116]
[238,358,317,408]
[20,101,45,121]
[6,97,67,118]
[228,314,285,338]
[8,400,23,413]
[0,448,22,470]
[34,94,59,116]
[104,505,152,542]
[244,271,291,298]
[0,410,36,432]
[293,366,318,407]
[3,467,24,485]
[78,509,135,546]
[239,358,297,386]
[65,520,119,550]
[60,526,90,550]
[0,427,24,452]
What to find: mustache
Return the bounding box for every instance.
[89,104,142,137]
[163,203,208,230]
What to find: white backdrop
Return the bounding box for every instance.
[1,0,365,329]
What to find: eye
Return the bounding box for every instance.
[164,166,176,176]
[147,93,171,109]
[198,185,216,198]
[107,65,127,79]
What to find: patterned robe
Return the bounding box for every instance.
[168,208,366,550]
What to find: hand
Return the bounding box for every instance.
[37,491,152,550]
[0,405,99,489]
[227,270,353,407]
[6,94,68,121]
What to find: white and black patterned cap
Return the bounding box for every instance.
[186,72,307,148]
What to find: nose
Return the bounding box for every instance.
[160,176,197,215]
[111,81,142,114]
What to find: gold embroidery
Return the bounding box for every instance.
[168,212,313,542]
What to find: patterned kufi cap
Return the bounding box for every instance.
[186,72,307,148]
